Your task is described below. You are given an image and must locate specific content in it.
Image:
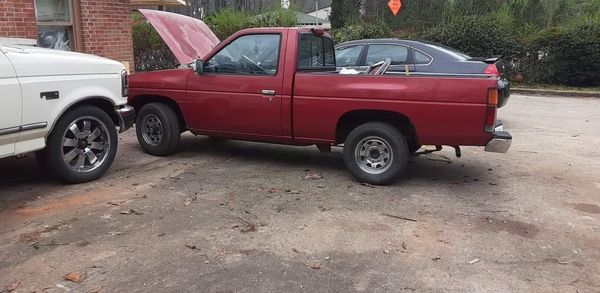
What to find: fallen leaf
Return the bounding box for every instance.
[306,261,321,269]
[468,258,480,264]
[5,279,21,292]
[120,209,143,215]
[241,222,257,233]
[185,244,200,250]
[184,196,198,206]
[304,173,323,180]
[381,213,418,222]
[63,272,84,283]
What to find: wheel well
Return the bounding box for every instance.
[64,97,119,126]
[130,95,187,131]
[336,110,418,146]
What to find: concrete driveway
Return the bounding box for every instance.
[1,94,599,292]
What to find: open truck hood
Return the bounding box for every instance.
[139,9,219,65]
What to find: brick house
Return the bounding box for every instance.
[0,0,134,71]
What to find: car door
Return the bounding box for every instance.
[363,44,415,74]
[0,50,22,158]
[185,33,285,138]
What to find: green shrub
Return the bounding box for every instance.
[331,20,393,44]
[205,7,299,41]
[519,17,600,86]
[422,16,520,59]
[254,6,297,27]
[204,8,253,41]
[132,12,178,72]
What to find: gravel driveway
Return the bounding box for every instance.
[1,94,599,292]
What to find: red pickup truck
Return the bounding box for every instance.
[129,10,511,185]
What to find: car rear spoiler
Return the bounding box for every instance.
[469,56,501,64]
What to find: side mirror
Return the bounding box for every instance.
[191,59,204,74]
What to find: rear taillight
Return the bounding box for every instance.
[483,64,500,77]
[484,88,498,132]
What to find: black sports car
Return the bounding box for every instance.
[335,39,510,108]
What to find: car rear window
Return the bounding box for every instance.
[297,34,336,71]
[414,50,432,64]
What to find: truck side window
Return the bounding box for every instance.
[297,34,336,70]
[365,45,408,66]
[205,34,280,75]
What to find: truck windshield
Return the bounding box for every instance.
[297,34,336,71]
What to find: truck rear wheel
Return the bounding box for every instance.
[343,122,409,185]
[43,105,118,183]
[136,103,180,156]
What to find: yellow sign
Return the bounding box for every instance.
[388,0,402,16]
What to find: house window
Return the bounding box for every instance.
[35,0,75,51]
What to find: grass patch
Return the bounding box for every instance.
[513,83,600,93]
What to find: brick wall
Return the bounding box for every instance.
[0,0,37,39]
[79,0,134,71]
[0,0,134,70]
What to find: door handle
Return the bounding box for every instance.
[261,89,276,96]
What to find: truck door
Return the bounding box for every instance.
[0,50,22,157]
[186,33,285,138]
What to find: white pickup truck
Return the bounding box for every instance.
[0,42,135,183]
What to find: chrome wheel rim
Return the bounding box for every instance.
[141,114,163,146]
[61,116,111,173]
[355,136,393,175]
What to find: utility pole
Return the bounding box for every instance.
[315,0,319,26]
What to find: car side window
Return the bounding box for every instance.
[414,50,432,64]
[336,46,363,67]
[366,45,408,66]
[205,34,280,75]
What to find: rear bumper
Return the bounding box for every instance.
[485,121,512,153]
[116,105,135,133]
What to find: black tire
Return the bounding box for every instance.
[343,122,409,185]
[135,103,180,156]
[43,105,118,183]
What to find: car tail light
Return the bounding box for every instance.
[483,64,500,77]
[484,88,498,132]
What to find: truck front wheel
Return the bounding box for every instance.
[136,103,180,156]
[343,122,409,185]
[43,105,118,183]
